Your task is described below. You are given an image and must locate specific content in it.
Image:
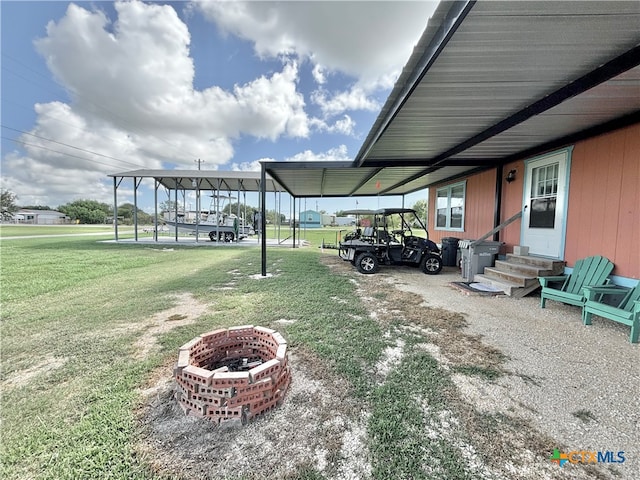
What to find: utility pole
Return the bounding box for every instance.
[194,158,205,170]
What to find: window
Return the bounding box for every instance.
[529,163,558,228]
[436,182,465,231]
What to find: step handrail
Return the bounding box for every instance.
[471,210,523,246]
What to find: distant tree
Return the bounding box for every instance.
[335,210,346,217]
[117,203,152,225]
[159,200,178,213]
[58,199,112,224]
[412,199,428,225]
[266,209,286,225]
[222,202,258,222]
[21,205,53,211]
[1,189,19,215]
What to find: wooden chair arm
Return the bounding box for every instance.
[539,275,567,287]
[583,285,630,301]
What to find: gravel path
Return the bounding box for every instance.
[386,266,640,478]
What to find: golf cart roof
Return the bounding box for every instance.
[374,208,419,215]
[341,209,376,216]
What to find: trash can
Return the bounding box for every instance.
[441,237,460,267]
[459,240,502,281]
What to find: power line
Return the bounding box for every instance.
[1,55,203,162]
[2,136,145,171]
[1,124,146,169]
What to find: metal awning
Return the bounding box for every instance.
[265,0,640,197]
[108,169,284,192]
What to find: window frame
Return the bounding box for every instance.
[435,181,466,231]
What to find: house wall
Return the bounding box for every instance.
[563,124,639,279]
[429,123,639,279]
[499,160,526,251]
[299,210,321,228]
[428,169,496,244]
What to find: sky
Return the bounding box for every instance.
[1,0,438,216]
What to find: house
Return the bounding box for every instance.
[299,210,322,229]
[263,1,639,289]
[13,209,70,225]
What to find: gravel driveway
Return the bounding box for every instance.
[385,265,639,478]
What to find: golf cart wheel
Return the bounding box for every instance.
[421,254,443,275]
[224,232,235,242]
[355,252,379,274]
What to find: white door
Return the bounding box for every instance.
[521,150,570,259]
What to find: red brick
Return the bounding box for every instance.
[211,371,250,388]
[182,364,215,387]
[276,344,287,362]
[179,336,203,353]
[201,328,228,342]
[272,332,287,346]
[249,358,281,383]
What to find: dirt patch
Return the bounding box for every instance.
[133,292,210,360]
[135,348,371,480]
[2,355,67,389]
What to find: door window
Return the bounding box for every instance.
[529,163,558,228]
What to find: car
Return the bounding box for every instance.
[338,208,443,275]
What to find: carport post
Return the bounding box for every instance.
[154,179,158,242]
[260,162,267,276]
[113,176,119,241]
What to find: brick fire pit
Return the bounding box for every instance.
[173,325,291,425]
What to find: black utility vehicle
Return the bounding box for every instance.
[338,208,443,275]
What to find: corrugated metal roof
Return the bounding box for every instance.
[356,0,640,168]
[266,0,639,198]
[108,169,283,192]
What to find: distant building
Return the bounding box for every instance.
[13,209,70,225]
[335,216,356,226]
[299,210,321,228]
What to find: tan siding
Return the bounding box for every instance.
[429,169,496,244]
[500,160,525,252]
[428,124,638,278]
[565,124,639,278]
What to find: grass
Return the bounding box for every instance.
[0,224,117,237]
[1,232,514,479]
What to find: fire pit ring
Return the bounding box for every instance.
[173,325,291,425]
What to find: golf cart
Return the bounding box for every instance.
[338,208,443,275]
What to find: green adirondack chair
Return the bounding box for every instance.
[582,283,640,343]
[538,255,614,308]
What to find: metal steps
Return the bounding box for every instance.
[473,253,565,297]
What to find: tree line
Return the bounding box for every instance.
[2,188,428,226]
[1,189,152,225]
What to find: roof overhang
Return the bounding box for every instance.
[266,0,640,197]
[108,169,283,192]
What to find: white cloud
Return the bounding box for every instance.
[195,1,437,87]
[2,0,437,209]
[312,63,326,85]
[230,145,350,172]
[311,87,380,118]
[3,0,314,207]
[310,115,356,136]
[286,144,350,163]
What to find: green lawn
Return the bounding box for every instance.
[0,234,532,479]
[0,224,117,237]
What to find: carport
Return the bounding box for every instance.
[261,0,639,275]
[108,169,284,243]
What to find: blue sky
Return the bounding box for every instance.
[1,0,437,215]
